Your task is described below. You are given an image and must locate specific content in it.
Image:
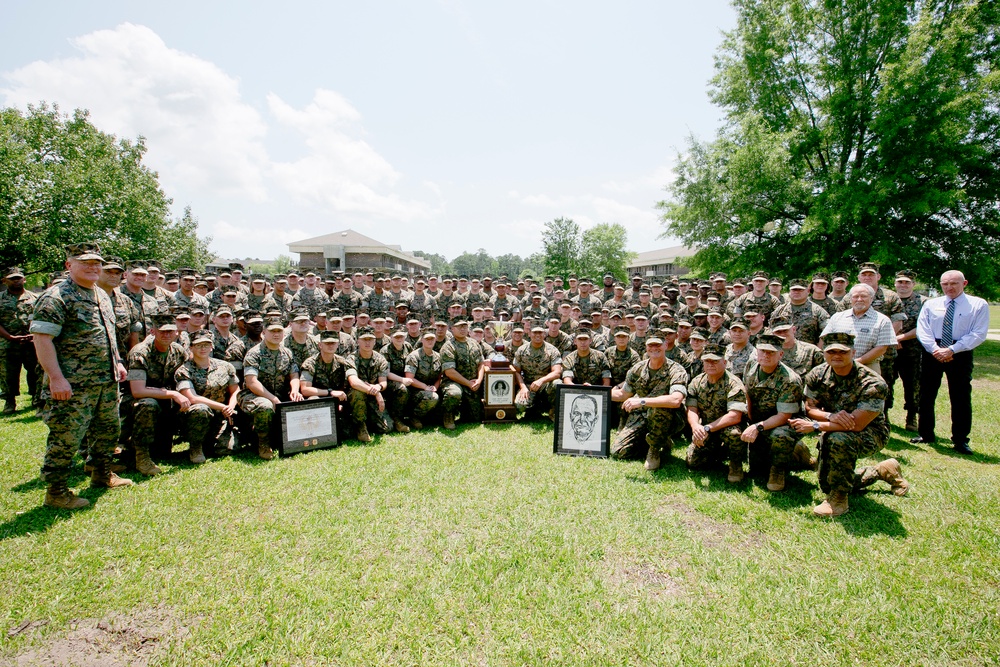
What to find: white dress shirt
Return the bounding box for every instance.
[917,292,989,354]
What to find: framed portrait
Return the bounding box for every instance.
[275,397,340,455]
[553,384,612,458]
[485,370,516,407]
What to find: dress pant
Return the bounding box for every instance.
[918,349,973,446]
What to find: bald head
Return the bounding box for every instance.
[940,270,968,299]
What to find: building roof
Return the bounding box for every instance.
[287,228,430,269]
[628,245,697,267]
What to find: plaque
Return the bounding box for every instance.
[483,368,517,423]
[275,397,341,455]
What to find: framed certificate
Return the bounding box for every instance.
[275,397,340,455]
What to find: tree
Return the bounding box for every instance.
[451,248,497,277]
[412,250,452,275]
[0,103,212,277]
[658,0,1000,296]
[540,217,581,278]
[579,223,634,282]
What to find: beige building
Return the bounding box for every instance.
[288,229,431,275]
[626,245,697,277]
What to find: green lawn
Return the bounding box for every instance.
[990,304,1000,330]
[2,344,1000,666]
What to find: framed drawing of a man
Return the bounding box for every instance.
[553,384,612,457]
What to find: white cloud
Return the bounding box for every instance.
[267,90,439,221]
[600,164,676,195]
[1,23,270,202]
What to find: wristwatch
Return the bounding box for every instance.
[640,398,646,407]
[755,423,764,433]
[704,424,712,433]
[812,420,821,432]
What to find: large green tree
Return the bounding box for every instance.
[0,103,212,276]
[540,217,581,278]
[579,223,634,282]
[659,0,1000,295]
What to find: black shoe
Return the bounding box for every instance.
[910,436,934,444]
[953,442,973,455]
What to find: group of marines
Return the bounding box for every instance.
[3,244,920,517]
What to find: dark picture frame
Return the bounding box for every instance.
[275,397,340,455]
[553,384,612,458]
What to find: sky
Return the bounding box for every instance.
[0,1,735,263]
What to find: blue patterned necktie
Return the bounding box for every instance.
[941,299,956,347]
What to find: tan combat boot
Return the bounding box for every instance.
[257,435,275,460]
[442,413,456,431]
[727,461,745,483]
[44,483,90,509]
[813,491,849,517]
[767,466,786,492]
[409,418,423,430]
[875,458,910,496]
[356,425,372,443]
[90,467,135,489]
[644,447,661,471]
[394,420,411,434]
[134,448,161,476]
[188,443,207,464]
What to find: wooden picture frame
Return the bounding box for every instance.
[275,397,340,455]
[553,384,612,458]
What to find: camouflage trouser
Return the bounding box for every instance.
[515,379,558,415]
[118,382,134,445]
[894,345,922,414]
[686,424,747,469]
[817,429,886,495]
[407,387,440,420]
[748,425,801,474]
[440,381,484,422]
[880,350,896,412]
[1,340,40,402]
[180,404,227,454]
[238,394,276,450]
[610,407,687,460]
[385,381,409,421]
[347,389,390,433]
[133,398,180,457]
[40,382,120,484]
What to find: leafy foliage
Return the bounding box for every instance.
[580,223,635,282]
[0,103,212,275]
[659,0,1000,296]
[541,217,581,278]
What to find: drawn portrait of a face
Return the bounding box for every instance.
[569,394,600,444]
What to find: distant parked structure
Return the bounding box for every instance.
[288,229,431,275]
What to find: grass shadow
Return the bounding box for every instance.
[1,411,43,424]
[884,430,923,452]
[924,439,1000,464]
[835,494,908,538]
[0,487,111,541]
[761,475,817,509]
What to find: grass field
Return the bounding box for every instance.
[2,342,1000,666]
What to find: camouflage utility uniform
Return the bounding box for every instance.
[685,370,748,469]
[611,358,689,460]
[175,358,239,455]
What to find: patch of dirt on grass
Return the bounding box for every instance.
[654,498,765,552]
[605,556,686,602]
[4,606,197,667]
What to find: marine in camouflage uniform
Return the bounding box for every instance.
[404,332,443,425]
[611,341,689,462]
[771,291,830,345]
[348,332,392,434]
[239,320,300,458]
[439,321,485,425]
[607,332,641,387]
[379,334,414,429]
[561,333,611,386]
[329,286,365,318]
[742,344,804,479]
[894,271,926,429]
[261,288,295,325]
[31,243,132,507]
[729,280,781,322]
[300,338,357,436]
[175,343,239,459]
[292,283,330,319]
[799,332,906,514]
[685,353,748,472]
[127,317,188,465]
[513,334,563,417]
[0,267,40,410]
[724,341,756,378]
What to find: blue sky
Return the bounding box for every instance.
[1,1,735,262]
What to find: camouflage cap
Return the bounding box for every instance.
[213,305,234,317]
[645,334,664,346]
[693,308,708,318]
[229,262,245,272]
[707,306,724,316]
[356,325,376,339]
[731,277,746,287]
[690,327,710,340]
[66,241,103,261]
[102,256,125,271]
[789,278,808,289]
[858,262,879,274]
[575,329,592,339]
[395,301,409,309]
[264,317,285,331]
[701,343,725,360]
[190,329,213,345]
[125,260,147,273]
[769,315,793,331]
[221,285,238,295]
[832,271,850,281]
[4,267,25,279]
[729,318,749,330]
[676,317,693,327]
[319,330,340,343]
[895,269,916,281]
[769,277,782,286]
[756,333,784,352]
[151,314,177,331]
[421,328,437,339]
[811,272,830,284]
[751,270,769,281]
[245,310,264,324]
[188,304,207,315]
[178,267,197,277]
[291,309,310,321]
[821,331,855,351]
[172,306,190,317]
[658,325,677,335]
[613,325,631,336]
